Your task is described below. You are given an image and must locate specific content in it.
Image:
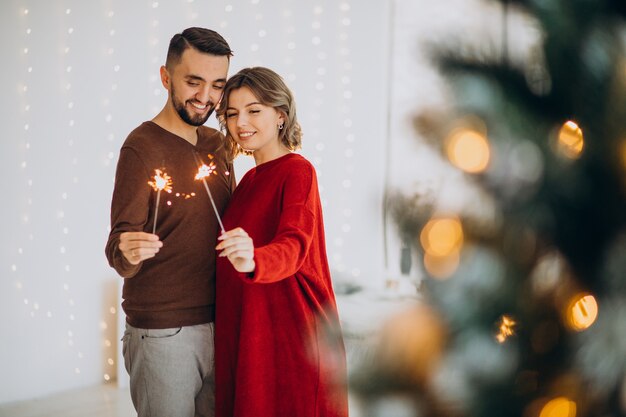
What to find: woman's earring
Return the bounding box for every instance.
[278,123,284,130]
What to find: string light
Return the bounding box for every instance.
[15,0,34,320]
[99,5,124,382]
[331,0,355,275]
[41,2,117,383]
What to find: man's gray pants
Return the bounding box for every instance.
[122,322,215,417]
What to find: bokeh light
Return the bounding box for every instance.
[565,293,598,332]
[556,121,584,159]
[445,127,490,173]
[375,304,447,384]
[420,216,463,279]
[538,396,577,417]
[420,217,463,256]
[423,250,461,280]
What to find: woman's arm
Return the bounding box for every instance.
[216,162,319,283]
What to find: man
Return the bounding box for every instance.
[105,27,234,417]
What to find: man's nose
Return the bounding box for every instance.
[196,86,212,104]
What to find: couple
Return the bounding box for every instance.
[105,27,348,417]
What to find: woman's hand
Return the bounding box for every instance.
[216,227,256,273]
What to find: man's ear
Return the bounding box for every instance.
[160,65,170,90]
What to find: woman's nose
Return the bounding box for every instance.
[236,113,248,127]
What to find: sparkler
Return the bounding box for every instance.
[147,169,173,234]
[193,153,225,234]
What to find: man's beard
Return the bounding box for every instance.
[171,85,215,127]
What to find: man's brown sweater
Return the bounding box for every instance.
[105,121,235,328]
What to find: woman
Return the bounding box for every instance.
[214,67,349,417]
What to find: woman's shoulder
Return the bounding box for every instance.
[281,153,315,172]
[279,154,318,193]
[289,153,317,176]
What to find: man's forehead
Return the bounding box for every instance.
[175,51,228,79]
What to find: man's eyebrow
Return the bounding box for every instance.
[185,74,227,84]
[185,74,205,82]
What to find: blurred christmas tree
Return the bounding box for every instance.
[352,0,626,416]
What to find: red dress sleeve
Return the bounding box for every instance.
[247,162,317,284]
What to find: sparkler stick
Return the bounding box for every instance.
[147,169,173,234]
[193,152,225,234]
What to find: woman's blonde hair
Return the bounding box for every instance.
[217,67,302,159]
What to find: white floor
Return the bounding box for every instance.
[0,384,371,417]
[0,384,135,417]
[0,289,419,417]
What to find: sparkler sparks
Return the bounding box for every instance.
[195,162,217,180]
[193,153,225,234]
[148,169,173,193]
[148,169,172,234]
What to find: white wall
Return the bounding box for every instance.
[0,0,388,403]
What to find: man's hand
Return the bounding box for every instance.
[216,228,255,273]
[119,232,163,265]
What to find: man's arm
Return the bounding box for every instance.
[105,147,162,278]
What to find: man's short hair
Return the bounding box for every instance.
[166,27,233,68]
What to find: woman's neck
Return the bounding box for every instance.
[253,146,290,166]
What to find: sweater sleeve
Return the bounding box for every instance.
[247,163,317,284]
[105,147,151,278]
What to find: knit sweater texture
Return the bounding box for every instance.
[106,121,235,328]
